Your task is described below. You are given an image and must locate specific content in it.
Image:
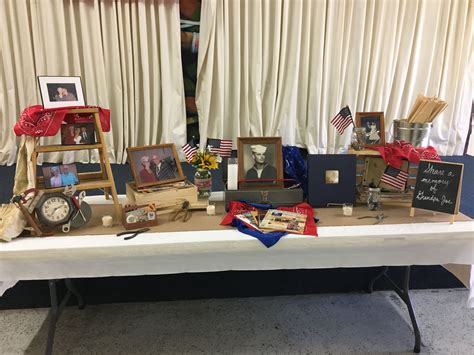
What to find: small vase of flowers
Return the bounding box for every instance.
[191,150,219,198]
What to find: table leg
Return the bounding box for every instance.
[367,266,389,293]
[45,279,85,355]
[369,266,422,353]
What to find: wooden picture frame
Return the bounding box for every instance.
[237,137,283,189]
[355,112,385,147]
[37,76,86,109]
[127,144,185,189]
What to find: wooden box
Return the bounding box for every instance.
[126,181,198,207]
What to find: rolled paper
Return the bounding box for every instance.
[102,215,113,227]
[206,205,216,216]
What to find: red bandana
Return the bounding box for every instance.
[370,140,440,168]
[14,105,111,137]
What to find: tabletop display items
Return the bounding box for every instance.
[127,144,185,189]
[410,160,463,224]
[34,185,91,233]
[367,186,381,211]
[223,137,304,207]
[190,149,219,198]
[122,204,158,230]
[351,127,366,150]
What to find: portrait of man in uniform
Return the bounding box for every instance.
[238,137,283,189]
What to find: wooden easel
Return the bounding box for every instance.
[31,108,122,218]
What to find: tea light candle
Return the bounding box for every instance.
[206,205,216,216]
[102,215,113,227]
[342,204,353,217]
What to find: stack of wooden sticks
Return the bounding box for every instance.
[406,94,448,123]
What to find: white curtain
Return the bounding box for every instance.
[197,0,473,155]
[0,0,186,165]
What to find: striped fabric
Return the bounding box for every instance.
[182,139,198,162]
[206,138,233,157]
[331,106,353,134]
[380,165,409,190]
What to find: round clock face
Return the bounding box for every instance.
[36,193,73,226]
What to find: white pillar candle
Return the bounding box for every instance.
[206,205,216,216]
[227,159,238,190]
[343,204,353,217]
[102,215,113,227]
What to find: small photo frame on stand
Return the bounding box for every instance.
[355,112,385,147]
[37,76,86,109]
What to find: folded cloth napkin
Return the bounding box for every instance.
[221,201,317,248]
[14,105,111,137]
[369,140,440,169]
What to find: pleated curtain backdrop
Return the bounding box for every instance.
[0,0,186,165]
[196,0,473,155]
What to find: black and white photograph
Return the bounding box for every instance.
[37,76,86,109]
[60,123,96,145]
[237,137,283,189]
[41,163,79,189]
[356,112,385,146]
[127,144,185,188]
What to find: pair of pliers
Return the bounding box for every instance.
[170,201,192,222]
[116,228,150,240]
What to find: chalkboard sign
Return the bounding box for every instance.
[411,160,464,219]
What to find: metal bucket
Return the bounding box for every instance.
[393,119,431,147]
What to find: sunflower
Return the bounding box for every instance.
[191,150,219,170]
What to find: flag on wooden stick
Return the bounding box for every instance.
[331,106,353,134]
[182,138,198,162]
[379,165,409,191]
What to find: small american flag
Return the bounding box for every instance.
[379,165,409,190]
[331,106,353,134]
[207,138,233,157]
[182,138,198,162]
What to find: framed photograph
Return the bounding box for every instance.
[355,112,385,146]
[237,137,283,189]
[61,123,96,145]
[127,144,185,188]
[37,76,86,109]
[42,163,79,189]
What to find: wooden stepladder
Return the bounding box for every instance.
[31,108,122,218]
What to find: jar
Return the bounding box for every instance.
[194,168,212,198]
[367,187,381,211]
[351,127,367,150]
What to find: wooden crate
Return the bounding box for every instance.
[126,181,198,208]
[349,148,418,204]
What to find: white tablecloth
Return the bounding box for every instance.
[1,195,473,306]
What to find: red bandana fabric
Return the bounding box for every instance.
[221,201,317,237]
[370,140,440,168]
[14,105,111,137]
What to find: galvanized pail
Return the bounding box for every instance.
[393,119,431,147]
